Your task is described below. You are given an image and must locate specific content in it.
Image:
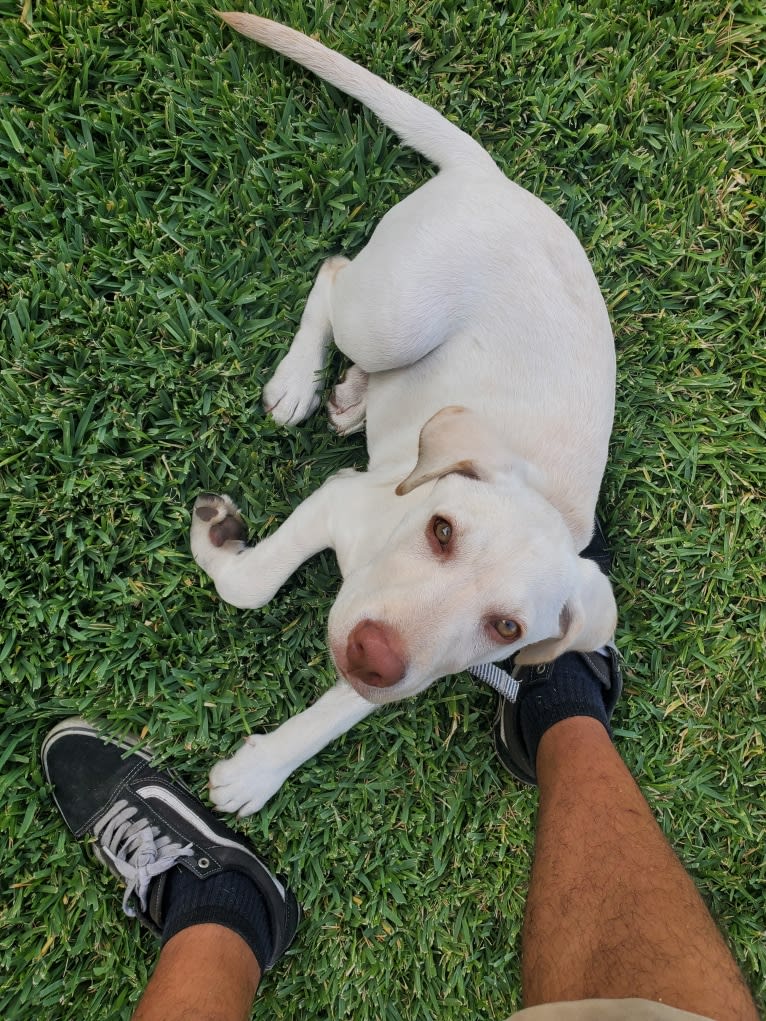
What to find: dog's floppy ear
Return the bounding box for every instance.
[515,557,617,665]
[396,405,507,495]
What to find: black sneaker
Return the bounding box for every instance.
[469,520,622,786]
[41,718,300,971]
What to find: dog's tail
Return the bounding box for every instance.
[216,11,495,172]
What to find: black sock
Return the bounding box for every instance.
[518,652,611,769]
[161,865,274,971]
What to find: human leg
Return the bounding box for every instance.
[523,715,758,1020]
[471,523,758,1021]
[42,718,299,1020]
[132,924,259,1021]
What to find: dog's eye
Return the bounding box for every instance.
[432,517,452,547]
[494,619,520,641]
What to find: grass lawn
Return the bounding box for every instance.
[1,0,764,1017]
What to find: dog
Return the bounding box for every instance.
[190,11,618,816]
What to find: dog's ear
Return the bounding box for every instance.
[515,557,617,665]
[396,406,507,495]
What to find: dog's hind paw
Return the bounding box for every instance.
[209,734,289,817]
[328,364,368,435]
[262,344,322,426]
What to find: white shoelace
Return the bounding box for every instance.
[93,799,194,917]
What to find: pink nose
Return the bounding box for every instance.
[345,620,407,688]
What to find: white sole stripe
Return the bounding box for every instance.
[136,784,285,898]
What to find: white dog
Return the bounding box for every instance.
[190,11,617,816]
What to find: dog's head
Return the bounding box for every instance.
[328,406,616,704]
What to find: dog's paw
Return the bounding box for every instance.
[328,365,368,436]
[263,344,322,426]
[209,735,289,817]
[191,493,247,572]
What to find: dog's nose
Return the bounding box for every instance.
[345,620,406,688]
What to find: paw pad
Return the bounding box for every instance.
[193,494,246,548]
[210,515,246,547]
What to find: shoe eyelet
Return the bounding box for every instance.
[535,664,547,676]
[198,857,211,869]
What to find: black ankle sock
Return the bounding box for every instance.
[518,652,611,769]
[161,866,274,971]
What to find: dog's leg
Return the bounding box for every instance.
[191,483,343,608]
[328,363,368,435]
[262,255,349,425]
[209,680,377,815]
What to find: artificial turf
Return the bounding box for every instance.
[1,1,764,1017]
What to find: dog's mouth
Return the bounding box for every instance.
[332,654,406,704]
[344,673,403,704]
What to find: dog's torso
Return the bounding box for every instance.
[336,169,615,545]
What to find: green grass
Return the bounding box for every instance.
[1,0,764,1017]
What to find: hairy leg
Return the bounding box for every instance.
[523,717,758,1021]
[132,925,260,1021]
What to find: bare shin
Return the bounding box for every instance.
[523,717,758,1021]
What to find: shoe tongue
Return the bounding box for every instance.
[148,869,171,930]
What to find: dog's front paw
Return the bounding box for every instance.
[263,344,322,426]
[191,493,247,573]
[209,735,290,817]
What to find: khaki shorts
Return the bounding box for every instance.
[509,998,715,1020]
